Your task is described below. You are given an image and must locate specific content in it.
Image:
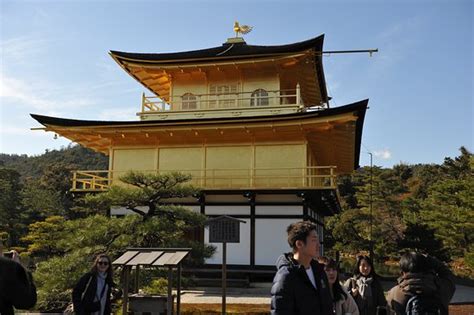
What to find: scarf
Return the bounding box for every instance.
[92,272,108,315]
[356,276,373,299]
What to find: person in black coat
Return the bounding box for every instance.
[72,254,115,315]
[0,251,37,315]
[271,221,333,315]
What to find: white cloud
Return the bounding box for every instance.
[0,73,97,115]
[373,148,392,160]
[0,36,51,65]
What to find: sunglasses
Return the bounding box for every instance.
[97,261,109,266]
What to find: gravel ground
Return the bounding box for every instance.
[180,281,474,305]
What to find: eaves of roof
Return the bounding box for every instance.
[31,99,367,129]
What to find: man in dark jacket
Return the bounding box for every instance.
[0,251,37,315]
[271,221,333,315]
[386,252,456,315]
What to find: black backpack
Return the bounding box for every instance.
[405,294,441,315]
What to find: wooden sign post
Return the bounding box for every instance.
[206,216,246,315]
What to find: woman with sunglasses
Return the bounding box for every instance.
[343,255,387,315]
[319,257,359,315]
[72,254,114,315]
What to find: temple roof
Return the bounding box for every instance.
[110,35,324,63]
[31,98,361,128]
[31,99,367,172]
[109,35,328,105]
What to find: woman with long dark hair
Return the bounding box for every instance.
[344,255,387,315]
[72,254,114,315]
[319,257,359,315]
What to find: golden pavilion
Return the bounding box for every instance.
[32,30,367,268]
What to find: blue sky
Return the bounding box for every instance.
[0,0,472,168]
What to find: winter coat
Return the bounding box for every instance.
[271,253,333,315]
[0,257,37,315]
[72,272,113,315]
[386,257,455,315]
[344,276,387,315]
[333,292,360,315]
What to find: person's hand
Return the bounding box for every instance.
[351,287,359,296]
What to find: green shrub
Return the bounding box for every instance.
[141,278,168,295]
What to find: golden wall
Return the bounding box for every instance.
[241,69,280,106]
[111,143,308,188]
[170,69,280,110]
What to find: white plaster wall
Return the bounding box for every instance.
[205,218,250,265]
[205,205,250,215]
[255,205,302,215]
[255,218,298,266]
[255,194,301,203]
[205,195,249,203]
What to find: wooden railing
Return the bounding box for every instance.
[141,85,302,113]
[72,171,111,191]
[71,166,337,192]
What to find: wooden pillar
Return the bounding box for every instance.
[330,166,335,188]
[296,83,301,105]
[72,172,77,190]
[222,241,227,315]
[167,267,173,315]
[250,194,256,267]
[177,264,182,315]
[122,266,130,315]
[134,265,140,293]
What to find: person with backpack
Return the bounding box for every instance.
[386,252,456,315]
[343,255,387,315]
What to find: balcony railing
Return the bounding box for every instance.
[141,85,302,113]
[71,166,337,192]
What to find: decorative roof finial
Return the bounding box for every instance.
[233,21,253,38]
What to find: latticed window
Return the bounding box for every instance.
[182,93,197,110]
[250,89,269,106]
[208,84,237,108]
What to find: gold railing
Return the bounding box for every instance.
[71,166,337,192]
[141,85,302,113]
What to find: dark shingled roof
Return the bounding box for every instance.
[31,99,367,169]
[31,99,366,128]
[110,35,324,63]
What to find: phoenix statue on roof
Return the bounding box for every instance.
[234,21,253,37]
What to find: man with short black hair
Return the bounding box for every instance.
[271,221,333,314]
[386,251,455,315]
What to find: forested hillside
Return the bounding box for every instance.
[0,146,108,245]
[0,145,108,180]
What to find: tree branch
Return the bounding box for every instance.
[126,206,147,217]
